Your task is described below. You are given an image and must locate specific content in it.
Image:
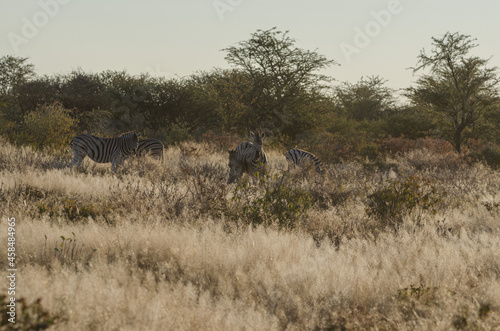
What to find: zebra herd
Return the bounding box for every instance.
[69,131,324,180]
[228,131,324,183]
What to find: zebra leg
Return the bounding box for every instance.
[111,155,119,172]
[69,142,88,168]
[111,153,124,172]
[69,157,81,168]
[69,153,84,168]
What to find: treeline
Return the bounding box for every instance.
[1,29,499,163]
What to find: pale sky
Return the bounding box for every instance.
[1,0,499,93]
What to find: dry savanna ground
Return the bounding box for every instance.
[1,139,500,330]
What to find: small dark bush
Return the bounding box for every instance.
[479,144,500,169]
[228,174,312,229]
[366,175,445,229]
[359,144,380,161]
[183,162,228,218]
[0,294,60,330]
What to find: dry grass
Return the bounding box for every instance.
[1,141,500,330]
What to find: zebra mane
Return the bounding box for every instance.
[118,131,137,137]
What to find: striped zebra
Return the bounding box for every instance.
[69,131,139,172]
[286,149,324,174]
[136,139,164,160]
[228,131,267,183]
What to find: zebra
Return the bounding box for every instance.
[136,139,164,160]
[227,131,267,183]
[69,131,139,172]
[286,149,324,174]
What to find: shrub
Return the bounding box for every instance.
[304,179,352,211]
[382,137,454,156]
[293,131,350,163]
[359,143,380,161]
[414,137,454,154]
[17,102,77,153]
[0,294,60,330]
[0,112,17,142]
[62,198,99,221]
[160,121,192,146]
[200,130,244,151]
[183,162,228,218]
[366,175,445,229]
[229,174,312,229]
[382,136,417,155]
[479,144,500,169]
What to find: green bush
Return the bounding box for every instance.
[359,143,380,161]
[366,175,445,229]
[62,198,99,221]
[0,111,17,142]
[479,144,500,169]
[229,174,312,229]
[17,102,77,153]
[160,121,192,146]
[183,162,228,218]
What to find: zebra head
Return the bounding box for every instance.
[227,149,243,184]
[250,131,265,151]
[121,131,139,152]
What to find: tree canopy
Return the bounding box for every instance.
[223,27,337,136]
[407,32,500,153]
[0,55,35,96]
[334,76,395,121]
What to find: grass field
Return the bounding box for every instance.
[1,140,500,330]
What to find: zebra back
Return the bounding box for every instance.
[137,139,164,160]
[70,131,138,170]
[286,149,324,174]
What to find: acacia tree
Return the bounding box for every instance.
[0,55,35,96]
[335,76,395,121]
[223,27,337,136]
[0,56,36,127]
[407,32,500,153]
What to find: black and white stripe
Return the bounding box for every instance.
[69,131,138,172]
[228,131,267,183]
[286,149,324,174]
[136,139,164,160]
